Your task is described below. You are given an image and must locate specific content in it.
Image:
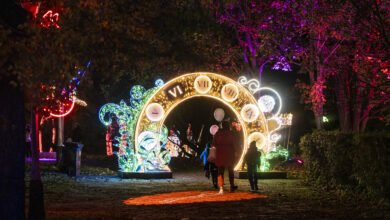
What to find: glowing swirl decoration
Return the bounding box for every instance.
[238,76,261,93]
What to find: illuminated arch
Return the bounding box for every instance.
[99,72,289,173]
[134,72,269,171]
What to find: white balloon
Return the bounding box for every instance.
[209,125,219,135]
[213,108,225,122]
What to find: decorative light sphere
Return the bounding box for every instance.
[240,104,259,122]
[258,95,275,113]
[209,125,219,135]
[194,75,212,94]
[213,108,225,122]
[145,103,165,122]
[221,83,239,102]
[155,79,164,87]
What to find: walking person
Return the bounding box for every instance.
[212,120,238,194]
[242,141,261,192]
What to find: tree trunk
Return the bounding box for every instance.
[336,73,351,131]
[360,87,375,132]
[28,109,45,220]
[0,77,26,220]
[352,79,364,133]
[314,111,323,130]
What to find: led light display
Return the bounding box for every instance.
[99,72,290,173]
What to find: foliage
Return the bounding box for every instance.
[300,130,390,200]
[204,0,300,77]
[206,0,389,131]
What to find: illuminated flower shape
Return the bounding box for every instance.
[258,95,276,113]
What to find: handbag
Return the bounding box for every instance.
[207,146,216,162]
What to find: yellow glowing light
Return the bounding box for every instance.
[221,83,239,102]
[194,75,212,94]
[134,72,269,171]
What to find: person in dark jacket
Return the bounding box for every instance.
[243,141,261,191]
[212,120,238,194]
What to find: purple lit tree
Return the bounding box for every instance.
[205,1,300,79]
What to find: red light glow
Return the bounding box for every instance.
[41,10,60,28]
[50,97,76,118]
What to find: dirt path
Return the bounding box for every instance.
[27,169,387,220]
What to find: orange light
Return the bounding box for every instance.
[123,190,266,205]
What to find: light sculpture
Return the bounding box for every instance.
[99,73,291,174]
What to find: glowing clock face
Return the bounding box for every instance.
[194,75,212,94]
[240,104,259,123]
[145,103,165,122]
[221,83,239,102]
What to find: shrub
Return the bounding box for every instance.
[300,130,389,200]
